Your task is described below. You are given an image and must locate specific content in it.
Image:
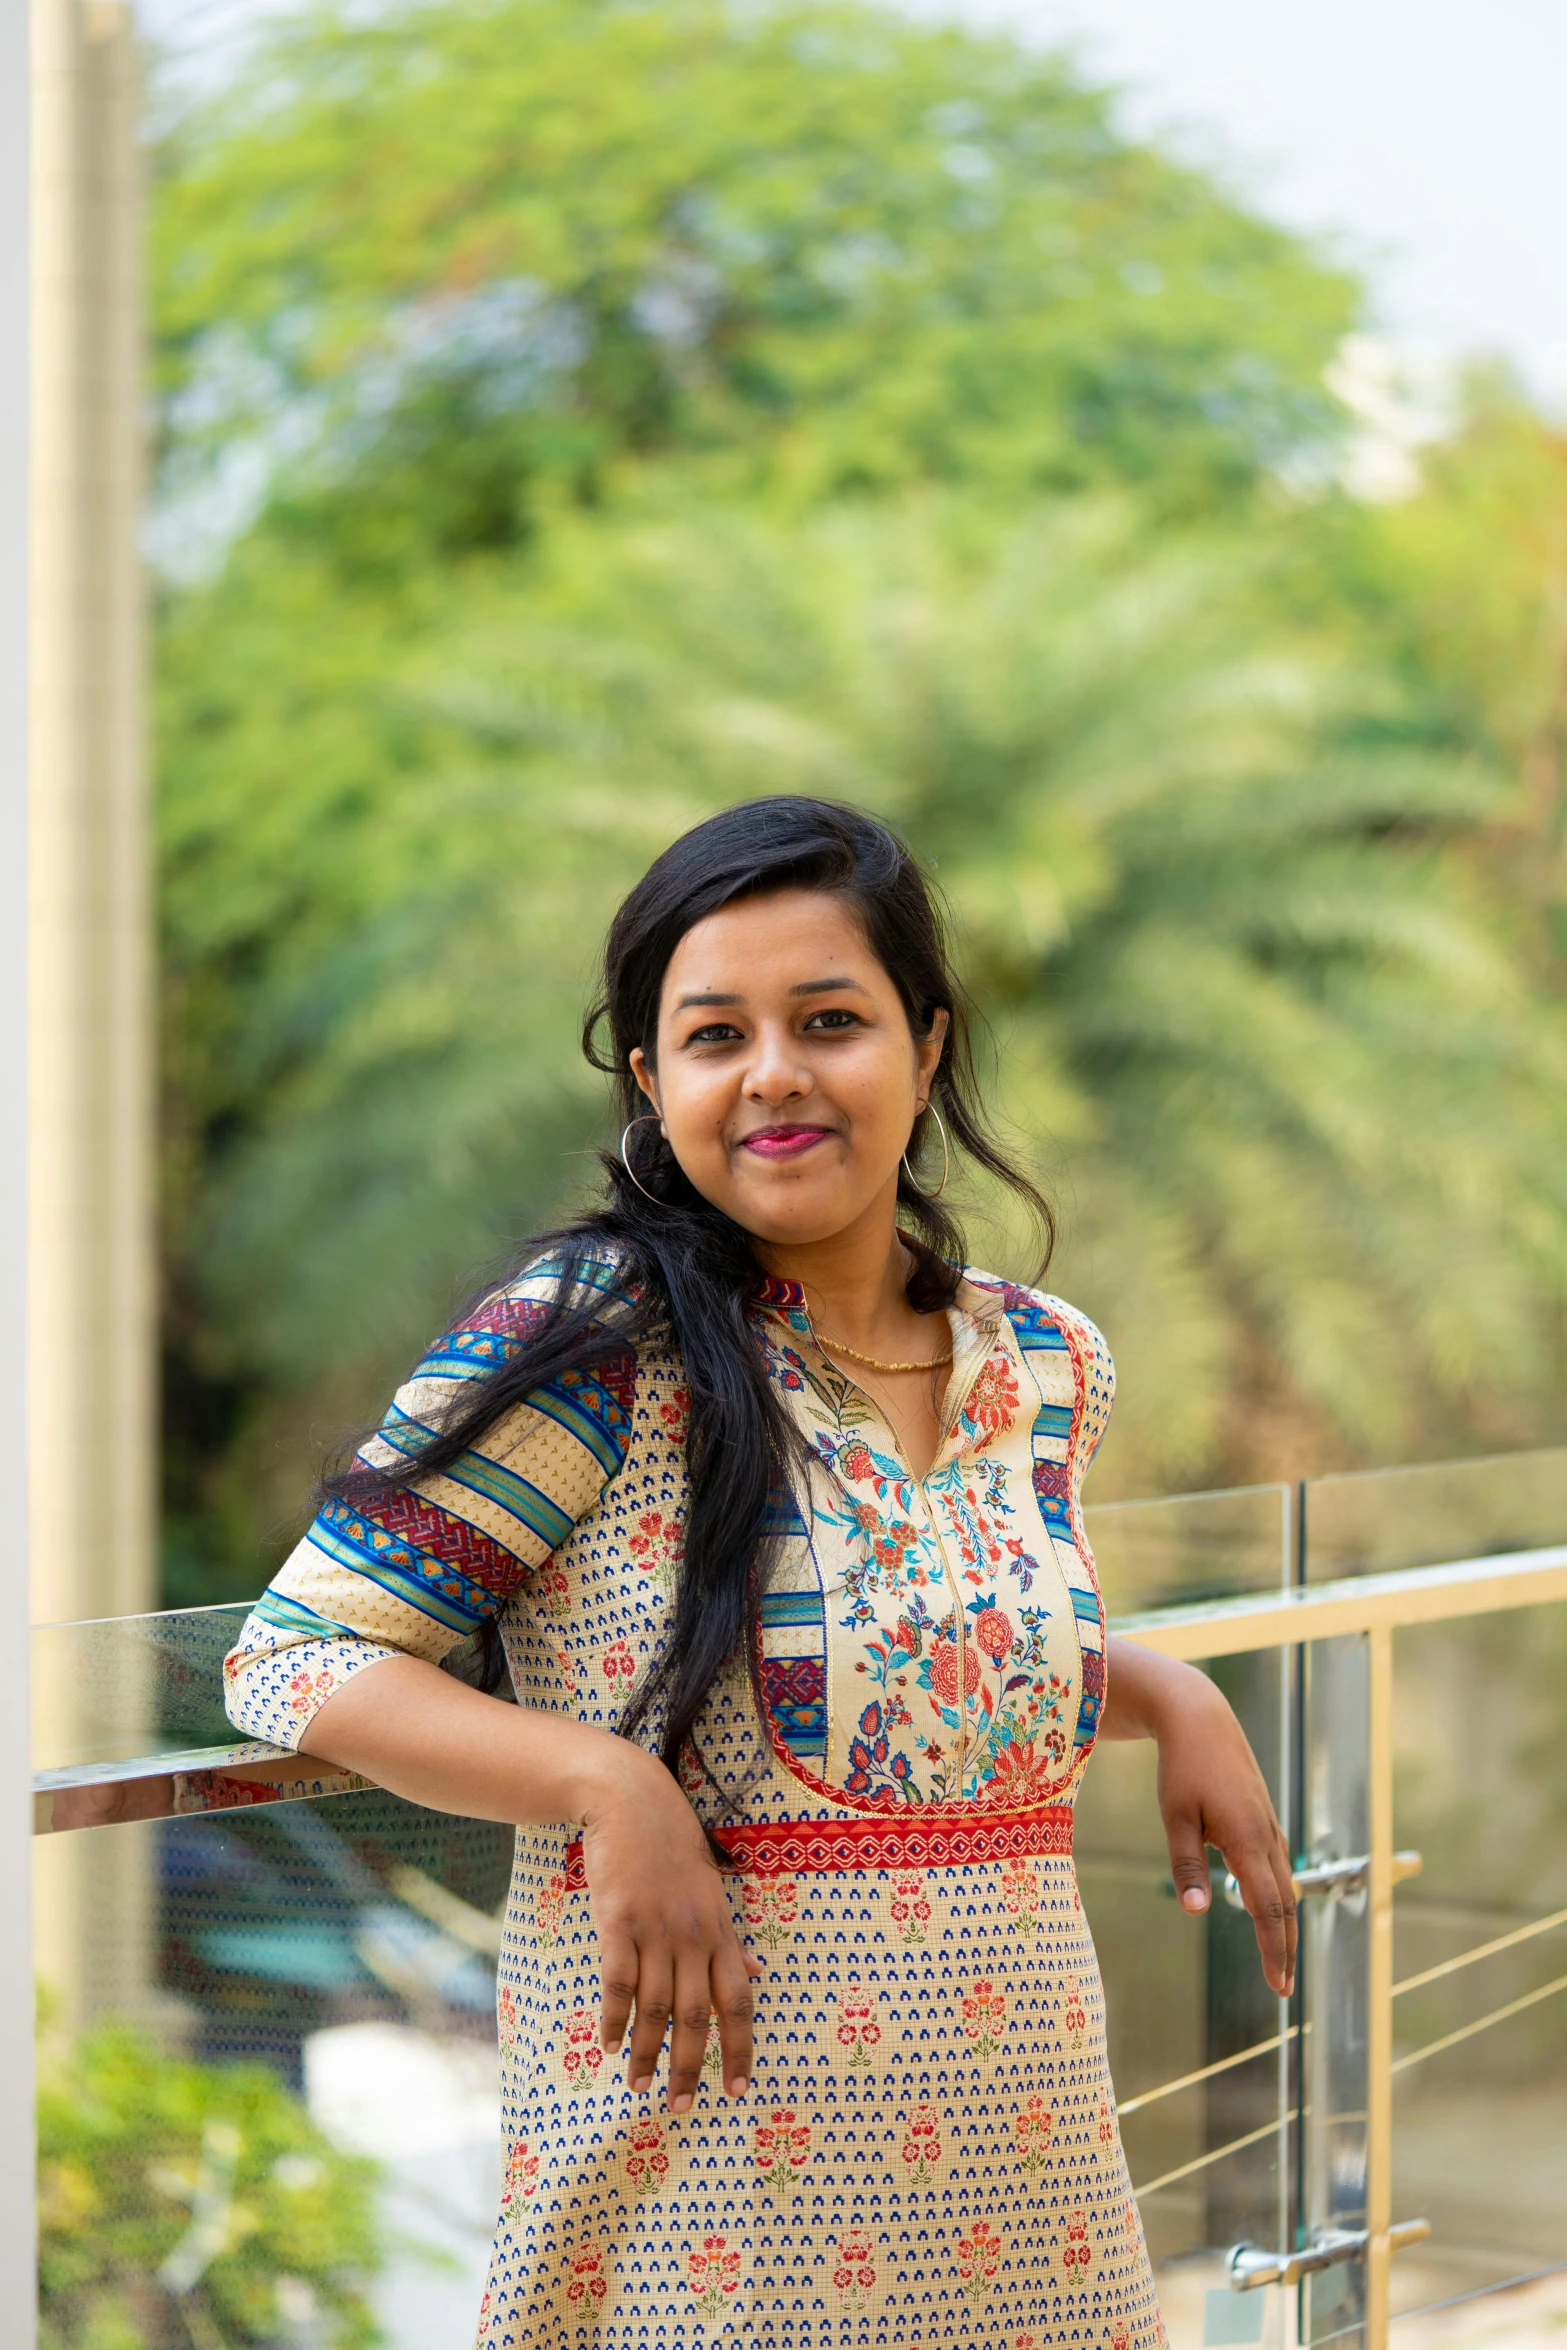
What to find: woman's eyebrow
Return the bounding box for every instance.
[674,975,869,1011]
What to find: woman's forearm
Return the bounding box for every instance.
[298,1652,659,1825]
[1099,1634,1218,1740]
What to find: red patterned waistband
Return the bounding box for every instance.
[562,1804,1072,1887]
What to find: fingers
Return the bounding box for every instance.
[665,1949,716,2113]
[598,1916,759,2107]
[711,1935,756,2100]
[624,1954,673,2097]
[1164,1811,1213,1916]
[1273,1829,1299,1995]
[1229,1832,1298,1998]
[598,1931,638,2059]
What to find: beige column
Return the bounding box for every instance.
[29,0,157,2028]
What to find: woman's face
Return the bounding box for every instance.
[629,888,948,1251]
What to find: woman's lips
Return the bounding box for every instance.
[740,1126,834,1160]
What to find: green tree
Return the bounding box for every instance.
[159,499,1567,1559]
[39,2021,381,2348]
[1339,374,1567,926]
[150,0,1358,581]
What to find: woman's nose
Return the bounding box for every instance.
[743,1027,811,1104]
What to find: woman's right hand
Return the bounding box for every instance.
[294,1658,762,2106]
[579,1746,762,2110]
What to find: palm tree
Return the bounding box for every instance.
[166,498,1567,1542]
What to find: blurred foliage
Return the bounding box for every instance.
[150,0,1358,581]
[160,497,1567,1536]
[38,2018,380,2348]
[149,0,1567,1596]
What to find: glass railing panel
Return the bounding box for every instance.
[1088,1483,1292,1615]
[32,1602,254,1774]
[1386,1600,1567,2325]
[1077,1637,1292,2348]
[1303,1448,1567,1583]
[35,1789,510,2350]
[1084,1477,1294,2345]
[39,1489,1567,2350]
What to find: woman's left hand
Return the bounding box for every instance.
[1101,1637,1297,1997]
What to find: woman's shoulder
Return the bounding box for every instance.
[961,1266,1113,1385]
[457,1241,640,1348]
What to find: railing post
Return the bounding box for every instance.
[0,0,33,2335]
[1365,1622,1395,2350]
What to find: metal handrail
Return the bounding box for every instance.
[1113,1541,1567,2348]
[1114,1541,1567,1660]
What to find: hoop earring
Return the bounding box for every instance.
[619,1114,668,1206]
[901,1103,950,1200]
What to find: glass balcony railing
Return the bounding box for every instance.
[31,1452,1567,2350]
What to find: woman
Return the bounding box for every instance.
[225,798,1296,2349]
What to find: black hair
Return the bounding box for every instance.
[324,796,1054,1779]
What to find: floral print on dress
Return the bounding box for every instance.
[832,2228,877,2311]
[754,2108,812,2193]
[961,1977,1008,2063]
[957,2218,1005,2306]
[496,1983,518,2049]
[565,2242,609,2312]
[532,1872,566,1945]
[889,1872,932,1944]
[627,1508,683,1588]
[844,1699,915,1801]
[1060,2208,1094,2279]
[624,2114,669,2197]
[833,1982,881,2069]
[561,2007,602,2091]
[600,1639,636,1690]
[536,1564,571,1618]
[685,2234,743,2322]
[286,1667,337,1715]
[501,2139,539,2216]
[959,1353,1024,1448]
[900,2104,942,2187]
[740,1876,798,1950]
[1000,1856,1043,1933]
[1015,2095,1055,2177]
[657,1386,691,1444]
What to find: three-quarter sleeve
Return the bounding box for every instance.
[1068,1304,1114,1486]
[223,1261,637,1750]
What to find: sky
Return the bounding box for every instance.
[938,0,1567,408]
[142,0,1567,408]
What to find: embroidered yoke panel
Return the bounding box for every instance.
[746,1270,1112,1819]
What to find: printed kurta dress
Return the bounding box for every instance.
[225,1258,1166,2350]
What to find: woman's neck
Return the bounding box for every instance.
[757,1200,934,1351]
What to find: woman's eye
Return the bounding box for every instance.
[804,1008,861,1031]
[686,1022,743,1046]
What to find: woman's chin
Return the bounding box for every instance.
[725,1182,869,1249]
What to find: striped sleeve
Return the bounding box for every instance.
[222,1255,636,1750]
[1050,1296,1114,1484]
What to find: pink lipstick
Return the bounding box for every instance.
[741,1125,833,1159]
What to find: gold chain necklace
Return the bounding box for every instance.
[815,1330,953,1374]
